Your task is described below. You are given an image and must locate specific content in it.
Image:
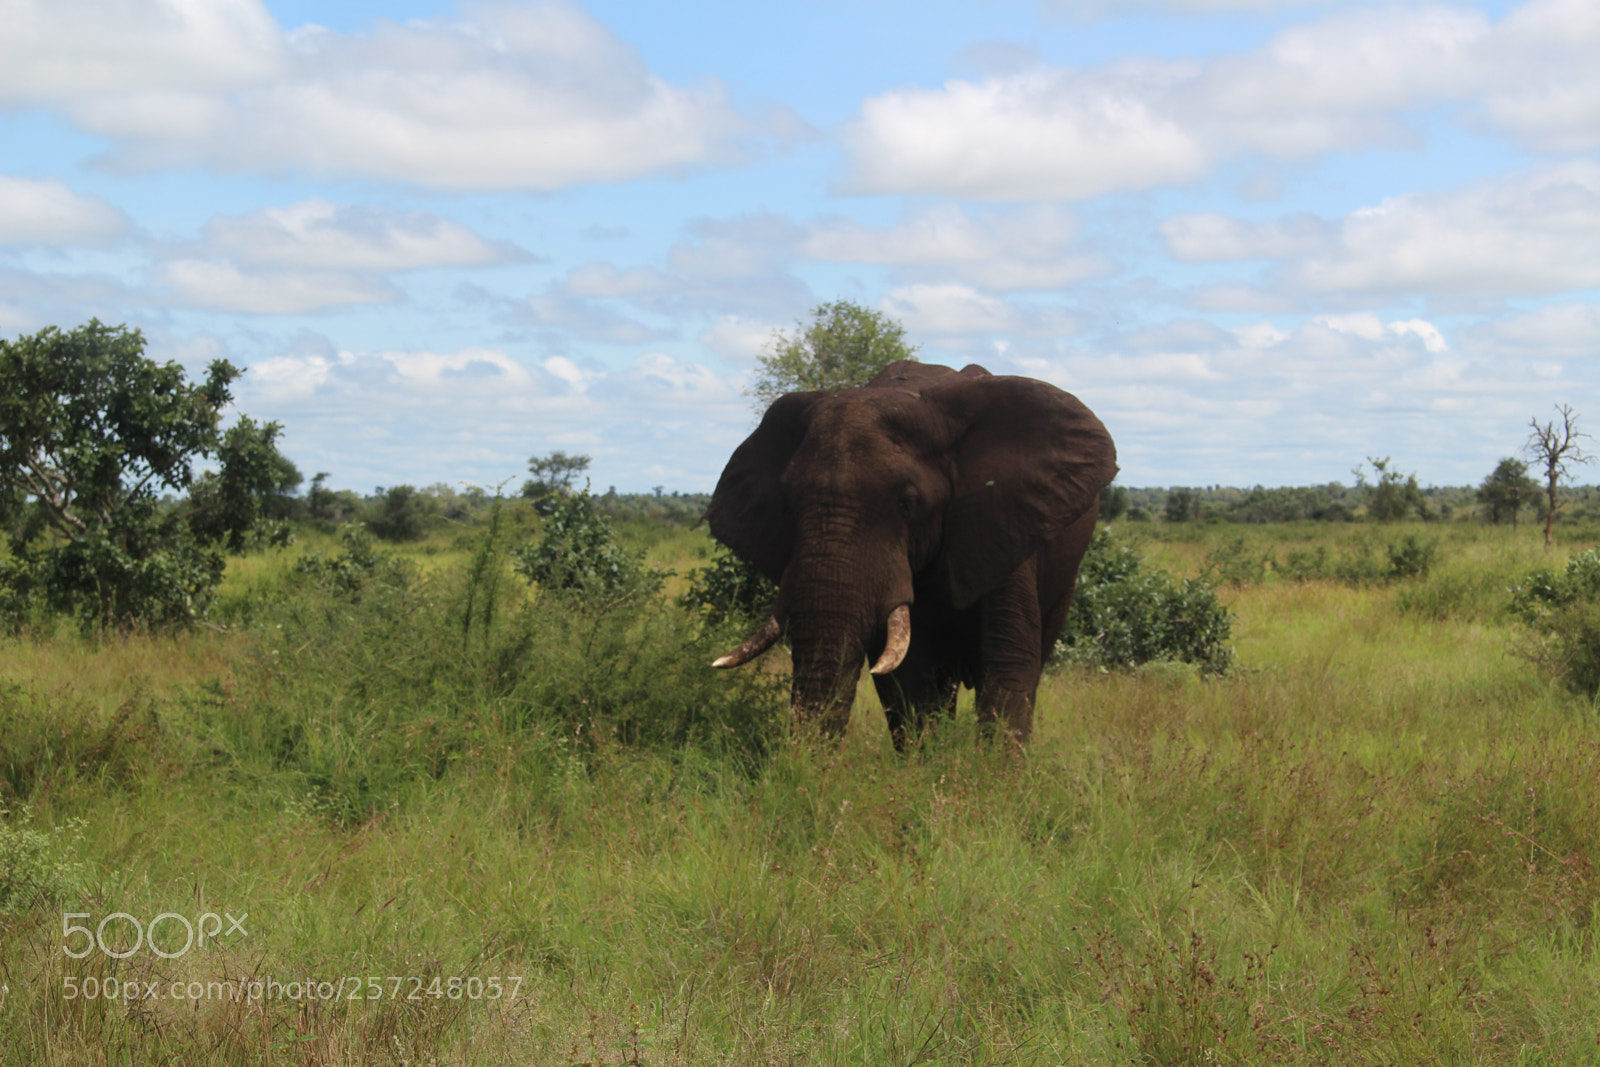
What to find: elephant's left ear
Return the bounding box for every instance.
[927,375,1117,608]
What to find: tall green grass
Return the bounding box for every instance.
[1,521,1598,1064]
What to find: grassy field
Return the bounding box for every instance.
[2,518,1599,1065]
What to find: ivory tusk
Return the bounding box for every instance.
[712,616,781,669]
[869,604,912,675]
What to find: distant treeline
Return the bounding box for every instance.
[282,479,713,541]
[1104,483,1600,525]
[272,477,1600,545]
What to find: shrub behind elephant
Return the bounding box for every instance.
[707,360,1116,747]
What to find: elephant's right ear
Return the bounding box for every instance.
[705,392,820,583]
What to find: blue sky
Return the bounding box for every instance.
[2,0,1597,493]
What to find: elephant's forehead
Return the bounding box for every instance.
[805,392,934,448]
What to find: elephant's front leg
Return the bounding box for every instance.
[974,557,1044,746]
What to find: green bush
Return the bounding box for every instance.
[292,523,409,596]
[681,545,776,624]
[1056,529,1234,674]
[1278,532,1440,585]
[512,490,667,605]
[226,553,783,822]
[0,807,90,915]
[1508,548,1600,697]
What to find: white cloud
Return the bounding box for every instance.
[1466,302,1600,359]
[161,260,398,314]
[1043,0,1328,13]
[844,1,1600,199]
[1295,162,1600,296]
[200,199,516,271]
[880,283,1076,337]
[1161,212,1331,261]
[0,176,128,246]
[71,2,750,190]
[802,204,1109,290]
[698,316,775,362]
[235,341,751,490]
[1482,0,1600,152]
[1316,313,1448,353]
[0,0,285,104]
[843,68,1208,200]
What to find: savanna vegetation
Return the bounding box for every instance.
[4,510,1600,1065]
[5,318,1600,1063]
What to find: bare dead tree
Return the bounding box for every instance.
[1527,404,1592,551]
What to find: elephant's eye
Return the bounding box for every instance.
[897,488,919,519]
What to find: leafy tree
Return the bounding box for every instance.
[747,299,918,408]
[1358,457,1428,522]
[366,484,436,542]
[1164,488,1202,523]
[1476,457,1540,527]
[0,320,240,628]
[1527,405,1592,551]
[522,450,591,514]
[186,416,302,551]
[1099,484,1129,522]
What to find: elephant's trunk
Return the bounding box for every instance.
[785,605,867,736]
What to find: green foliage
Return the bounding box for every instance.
[5,520,1600,1062]
[0,807,90,915]
[365,483,437,542]
[1509,547,1600,696]
[1202,535,1273,587]
[235,555,783,822]
[1163,487,1203,523]
[1477,456,1540,526]
[521,450,591,514]
[1359,456,1429,522]
[185,415,302,552]
[0,320,241,629]
[1225,484,1355,523]
[681,544,777,624]
[1099,483,1129,521]
[748,299,918,408]
[512,490,666,604]
[1276,531,1441,585]
[292,523,409,596]
[1057,529,1234,673]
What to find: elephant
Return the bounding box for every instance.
[705,360,1117,747]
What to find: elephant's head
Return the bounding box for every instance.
[706,361,1116,734]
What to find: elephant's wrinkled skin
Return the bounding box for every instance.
[706,361,1117,747]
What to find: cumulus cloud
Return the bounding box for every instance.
[844,68,1208,200]
[1161,212,1333,261]
[1463,302,1600,360]
[235,341,749,489]
[160,259,398,314]
[0,176,129,246]
[802,204,1110,290]
[19,1,751,190]
[1294,162,1600,296]
[844,0,1600,199]
[698,316,775,362]
[1482,0,1600,152]
[881,283,1078,338]
[199,199,518,271]
[0,0,285,104]
[1007,311,1557,485]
